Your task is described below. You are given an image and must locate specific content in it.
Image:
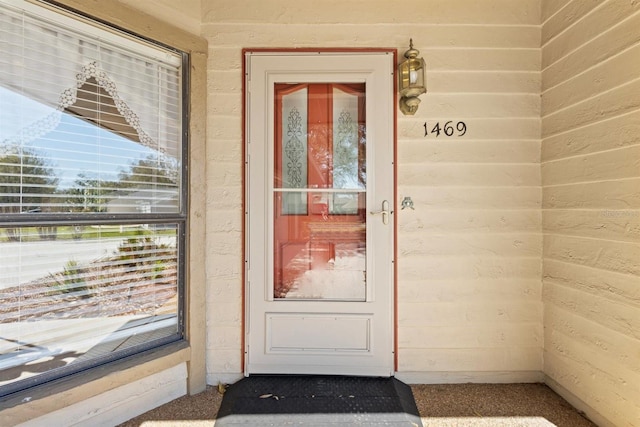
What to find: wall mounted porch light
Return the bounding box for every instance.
[398,39,426,115]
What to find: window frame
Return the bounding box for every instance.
[0,0,190,398]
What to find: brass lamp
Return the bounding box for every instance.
[398,39,426,115]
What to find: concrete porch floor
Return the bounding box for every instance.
[118,383,597,426]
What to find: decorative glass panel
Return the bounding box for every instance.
[332,87,361,214]
[280,87,307,214]
[332,88,360,189]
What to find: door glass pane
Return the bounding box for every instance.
[273,83,366,300]
[280,87,308,214]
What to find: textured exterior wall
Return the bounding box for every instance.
[117,0,202,35]
[6,1,638,426]
[541,1,640,426]
[202,0,543,385]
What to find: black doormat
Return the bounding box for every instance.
[215,375,423,426]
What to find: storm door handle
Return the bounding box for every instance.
[370,200,391,225]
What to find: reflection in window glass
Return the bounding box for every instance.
[0,0,185,397]
[0,225,179,388]
[0,109,180,215]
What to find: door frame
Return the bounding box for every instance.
[241,48,398,374]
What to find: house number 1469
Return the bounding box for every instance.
[424,121,467,137]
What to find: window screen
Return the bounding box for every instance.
[0,0,186,396]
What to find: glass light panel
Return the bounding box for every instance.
[0,224,179,388]
[331,87,362,215]
[273,83,366,301]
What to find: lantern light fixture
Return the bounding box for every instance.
[398,39,427,115]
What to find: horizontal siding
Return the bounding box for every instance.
[203,0,543,384]
[542,77,640,137]
[399,256,541,281]
[398,323,542,348]
[543,210,640,243]
[419,93,540,117]
[544,280,640,339]
[541,0,572,23]
[542,179,640,209]
[203,23,541,48]
[399,164,540,186]
[399,233,541,257]
[427,71,541,93]
[545,302,640,375]
[425,48,540,71]
[542,1,640,425]
[542,10,640,91]
[399,139,540,163]
[544,350,635,427]
[544,259,640,305]
[205,0,540,25]
[542,0,639,69]
[541,0,601,46]
[542,110,640,162]
[399,301,542,325]
[544,234,640,276]
[400,348,541,372]
[542,145,640,186]
[400,210,541,233]
[406,187,541,209]
[542,43,640,116]
[398,278,542,302]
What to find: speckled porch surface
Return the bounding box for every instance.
[118,382,597,427]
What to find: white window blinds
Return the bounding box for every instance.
[0,0,186,397]
[0,0,182,213]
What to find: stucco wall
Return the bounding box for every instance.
[202,0,543,385]
[541,1,640,426]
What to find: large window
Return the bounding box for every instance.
[0,0,186,396]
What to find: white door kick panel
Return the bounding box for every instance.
[267,313,372,353]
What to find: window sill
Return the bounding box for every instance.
[0,340,190,424]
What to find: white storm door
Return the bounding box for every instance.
[245,51,395,376]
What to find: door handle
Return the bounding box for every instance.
[370,200,391,225]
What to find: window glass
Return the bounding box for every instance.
[0,0,185,396]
